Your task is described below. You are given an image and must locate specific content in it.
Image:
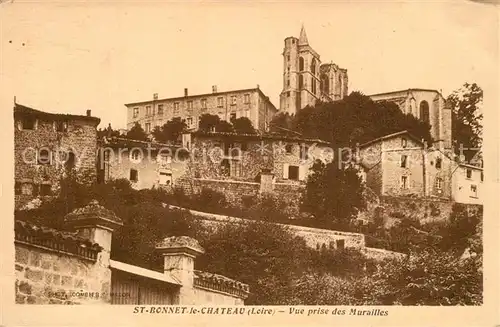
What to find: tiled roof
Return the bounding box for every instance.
[15,220,102,261]
[14,103,101,124]
[358,130,424,149]
[190,131,331,145]
[194,270,250,299]
[102,136,184,150]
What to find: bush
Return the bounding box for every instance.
[194,188,228,212]
[247,193,289,222]
[15,176,482,305]
[361,248,482,305]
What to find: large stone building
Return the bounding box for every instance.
[14,103,100,209]
[180,130,332,183]
[368,88,452,150]
[279,26,349,115]
[125,86,278,133]
[357,130,483,204]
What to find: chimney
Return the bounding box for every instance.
[86,109,91,117]
[184,88,188,97]
[153,93,158,100]
[212,85,217,93]
[257,84,260,89]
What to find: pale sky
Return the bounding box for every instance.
[1,0,498,129]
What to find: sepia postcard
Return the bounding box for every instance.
[1,0,499,326]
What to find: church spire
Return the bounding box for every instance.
[298,24,309,45]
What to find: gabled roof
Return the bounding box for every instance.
[368,88,445,99]
[358,130,424,149]
[14,103,101,125]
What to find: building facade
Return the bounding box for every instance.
[357,130,483,204]
[368,89,452,150]
[125,86,278,133]
[451,163,483,205]
[14,103,100,209]
[279,26,349,115]
[98,137,189,190]
[180,130,332,184]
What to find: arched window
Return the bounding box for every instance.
[299,75,304,89]
[312,78,316,94]
[321,74,329,94]
[311,58,316,74]
[419,101,430,124]
[299,57,304,71]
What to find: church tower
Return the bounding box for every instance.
[280,25,322,115]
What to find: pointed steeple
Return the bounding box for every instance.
[298,24,309,45]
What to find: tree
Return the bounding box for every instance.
[199,114,221,132]
[301,159,365,229]
[215,120,234,133]
[269,112,297,136]
[361,248,482,305]
[152,117,187,143]
[231,117,256,134]
[199,114,234,133]
[126,122,148,141]
[448,83,483,161]
[292,92,433,148]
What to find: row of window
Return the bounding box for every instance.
[286,55,317,75]
[285,75,319,95]
[132,94,252,119]
[18,117,68,132]
[142,110,252,133]
[31,149,76,169]
[401,175,479,197]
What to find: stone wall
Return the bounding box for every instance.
[379,195,455,224]
[165,205,366,250]
[14,109,99,209]
[176,178,304,216]
[192,287,245,305]
[15,244,110,304]
[187,178,260,206]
